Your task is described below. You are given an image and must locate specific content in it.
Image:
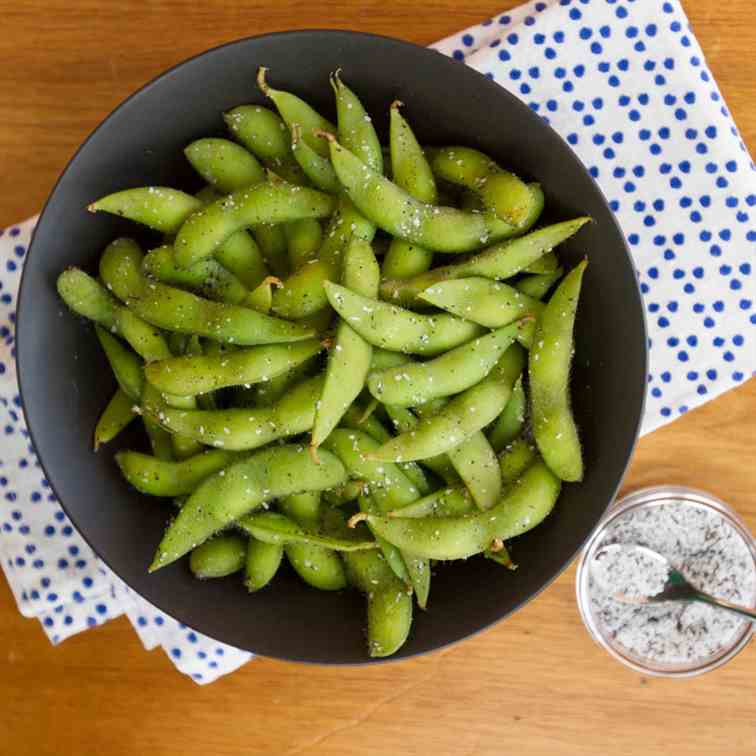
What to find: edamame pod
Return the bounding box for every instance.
[279,493,347,591]
[382,102,436,279]
[151,444,348,570]
[331,70,382,173]
[324,134,518,253]
[58,268,172,362]
[369,363,517,462]
[88,187,202,233]
[285,218,322,270]
[419,278,543,330]
[94,389,136,449]
[524,251,560,275]
[115,448,238,496]
[325,281,483,356]
[487,375,526,453]
[100,238,314,345]
[270,195,376,319]
[144,417,174,461]
[529,260,586,482]
[499,437,538,488]
[173,181,336,269]
[224,105,292,166]
[291,123,341,194]
[515,268,564,300]
[340,405,431,497]
[367,321,523,407]
[244,538,284,592]
[388,487,474,518]
[341,545,413,658]
[238,511,376,552]
[184,138,266,194]
[95,326,143,400]
[363,460,560,560]
[253,223,289,279]
[142,245,251,305]
[380,216,590,306]
[258,67,336,158]
[383,405,459,484]
[190,534,247,579]
[145,339,323,396]
[142,374,325,451]
[311,238,379,450]
[446,431,501,511]
[428,146,533,226]
[321,428,420,511]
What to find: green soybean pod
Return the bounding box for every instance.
[524,251,560,275]
[311,238,379,451]
[115,448,238,496]
[279,493,347,591]
[99,238,314,345]
[184,138,266,194]
[94,389,136,450]
[214,230,270,291]
[331,70,382,173]
[370,348,413,372]
[324,135,518,254]
[367,322,523,407]
[321,428,421,511]
[515,268,564,300]
[244,538,284,592]
[369,362,517,463]
[238,511,377,551]
[387,486,474,518]
[342,546,413,658]
[291,123,341,194]
[324,281,484,356]
[253,223,289,279]
[339,405,431,497]
[144,417,174,461]
[383,405,460,485]
[190,534,247,579]
[57,268,172,363]
[382,102,437,279]
[141,245,251,305]
[499,437,538,488]
[446,431,501,511]
[95,326,143,401]
[487,375,527,453]
[170,431,204,461]
[142,373,325,451]
[428,146,533,227]
[529,259,586,482]
[223,105,292,165]
[402,555,430,610]
[419,278,543,331]
[270,195,376,320]
[363,460,560,560]
[144,339,323,396]
[173,181,336,269]
[150,443,348,570]
[285,218,323,270]
[379,215,589,306]
[88,187,202,233]
[258,67,336,158]
[359,494,410,585]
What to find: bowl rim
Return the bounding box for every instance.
[16,28,648,663]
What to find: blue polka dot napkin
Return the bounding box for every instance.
[0,0,753,684]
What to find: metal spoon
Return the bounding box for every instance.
[594,544,756,622]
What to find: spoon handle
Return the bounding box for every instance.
[694,592,756,622]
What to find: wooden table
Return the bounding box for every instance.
[2,2,754,753]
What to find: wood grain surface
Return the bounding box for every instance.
[1,2,754,754]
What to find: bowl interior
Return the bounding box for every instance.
[17,30,647,663]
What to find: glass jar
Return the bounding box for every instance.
[576,485,756,677]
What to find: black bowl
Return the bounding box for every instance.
[17,30,646,663]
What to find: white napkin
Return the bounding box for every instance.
[1,0,753,683]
